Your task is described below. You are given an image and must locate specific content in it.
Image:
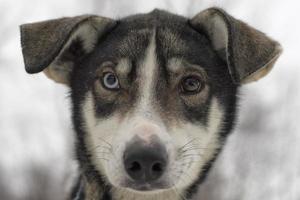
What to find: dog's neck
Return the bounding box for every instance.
[73,175,187,200]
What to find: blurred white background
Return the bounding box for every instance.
[0,0,299,199]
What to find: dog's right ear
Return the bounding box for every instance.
[20,15,116,85]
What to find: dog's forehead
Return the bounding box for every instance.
[121,9,187,30]
[91,9,216,66]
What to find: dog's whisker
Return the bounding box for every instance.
[94,153,110,159]
[179,152,204,157]
[183,169,194,182]
[178,160,203,166]
[171,179,187,200]
[179,146,214,154]
[94,157,110,161]
[178,137,201,152]
[178,153,204,160]
[94,151,111,155]
[93,145,112,151]
[181,141,203,149]
[89,144,113,153]
[178,155,204,164]
[96,137,113,148]
[110,164,124,181]
[88,148,112,159]
[177,170,194,193]
[96,145,112,150]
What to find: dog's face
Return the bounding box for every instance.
[20,8,281,197]
[72,14,236,192]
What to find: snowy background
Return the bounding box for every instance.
[0,0,299,199]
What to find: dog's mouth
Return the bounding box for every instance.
[121,179,170,192]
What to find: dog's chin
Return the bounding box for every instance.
[117,179,171,194]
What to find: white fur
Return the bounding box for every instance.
[116,58,132,75]
[136,33,157,112]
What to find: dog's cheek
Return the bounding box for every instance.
[168,97,224,188]
[81,92,122,180]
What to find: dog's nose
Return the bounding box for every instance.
[123,137,167,182]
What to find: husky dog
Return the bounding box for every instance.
[20,7,281,200]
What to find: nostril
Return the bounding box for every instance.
[152,162,163,172]
[128,161,142,172]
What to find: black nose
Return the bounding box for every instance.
[123,139,167,182]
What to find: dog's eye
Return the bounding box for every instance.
[102,72,120,90]
[180,76,203,95]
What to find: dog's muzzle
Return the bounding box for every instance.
[123,135,168,191]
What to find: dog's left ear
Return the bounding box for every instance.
[190,7,282,84]
[20,15,116,85]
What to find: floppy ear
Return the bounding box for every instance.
[20,15,116,85]
[190,7,282,84]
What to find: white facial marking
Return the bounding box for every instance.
[137,33,157,113]
[116,58,132,75]
[166,58,182,73]
[132,124,160,144]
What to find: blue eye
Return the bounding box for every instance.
[102,72,120,90]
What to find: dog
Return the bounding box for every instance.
[20,7,282,200]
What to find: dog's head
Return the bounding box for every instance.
[20,8,281,197]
